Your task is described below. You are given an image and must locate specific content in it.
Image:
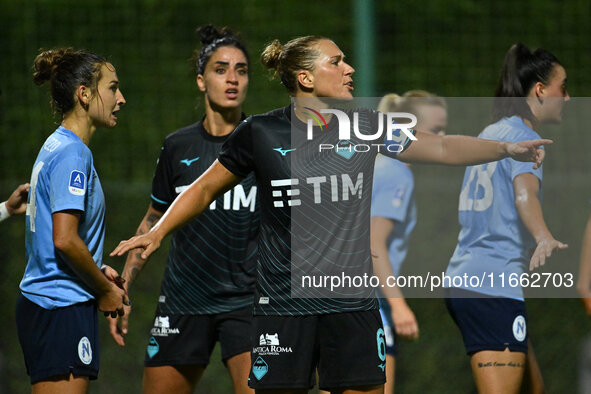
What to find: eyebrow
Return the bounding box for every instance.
[214,61,248,67]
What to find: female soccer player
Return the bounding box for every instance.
[112,36,551,394]
[108,25,258,394]
[371,91,447,393]
[17,48,127,393]
[444,43,569,393]
[0,183,29,222]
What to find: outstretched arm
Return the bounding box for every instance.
[398,131,551,169]
[110,160,242,259]
[513,173,567,271]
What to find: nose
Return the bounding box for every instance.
[227,68,238,84]
[117,89,126,106]
[344,61,355,75]
[564,90,570,102]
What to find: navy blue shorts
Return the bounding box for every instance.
[248,310,386,390]
[144,306,253,367]
[16,294,99,383]
[445,288,528,355]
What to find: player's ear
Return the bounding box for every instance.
[77,85,91,110]
[196,75,206,92]
[297,70,314,90]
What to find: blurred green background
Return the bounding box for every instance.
[1,0,591,392]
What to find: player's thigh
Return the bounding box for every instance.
[249,315,318,390]
[32,373,89,394]
[144,313,217,368]
[143,364,205,394]
[471,349,526,394]
[317,310,386,391]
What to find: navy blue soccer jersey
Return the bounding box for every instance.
[151,120,259,314]
[218,105,414,316]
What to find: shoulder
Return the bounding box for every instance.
[375,155,413,182]
[163,121,203,145]
[481,117,540,142]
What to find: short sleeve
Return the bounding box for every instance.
[509,132,543,182]
[218,117,255,178]
[49,146,92,213]
[151,142,174,210]
[371,161,414,222]
[374,110,417,158]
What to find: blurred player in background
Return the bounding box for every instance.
[0,183,29,222]
[371,90,447,393]
[17,47,127,394]
[108,25,258,394]
[111,35,551,393]
[444,43,569,393]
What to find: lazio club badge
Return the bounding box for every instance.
[69,170,86,196]
[252,356,268,380]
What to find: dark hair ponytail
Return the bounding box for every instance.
[492,43,561,123]
[191,24,249,76]
[33,48,106,117]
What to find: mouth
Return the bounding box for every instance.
[225,89,239,99]
[345,81,354,90]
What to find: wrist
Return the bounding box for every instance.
[0,202,10,222]
[499,141,509,158]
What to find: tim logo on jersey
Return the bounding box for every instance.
[271,172,363,208]
[175,184,257,212]
[303,107,417,154]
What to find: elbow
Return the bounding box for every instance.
[53,232,74,253]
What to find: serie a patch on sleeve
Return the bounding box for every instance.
[69,170,86,196]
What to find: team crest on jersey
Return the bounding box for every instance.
[512,315,526,342]
[335,140,356,160]
[78,336,92,365]
[69,170,86,196]
[252,357,268,380]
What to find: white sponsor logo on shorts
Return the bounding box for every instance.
[253,333,292,356]
[259,297,269,304]
[512,315,526,342]
[151,315,180,337]
[78,336,92,365]
[158,296,166,303]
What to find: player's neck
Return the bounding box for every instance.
[202,103,242,137]
[61,110,95,145]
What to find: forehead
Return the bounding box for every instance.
[314,39,344,58]
[208,46,248,64]
[99,63,118,82]
[549,64,566,82]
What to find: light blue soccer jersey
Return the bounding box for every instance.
[445,116,543,299]
[21,126,105,309]
[371,154,417,276]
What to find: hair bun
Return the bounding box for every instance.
[196,24,233,46]
[261,39,283,71]
[32,48,73,86]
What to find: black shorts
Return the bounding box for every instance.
[378,298,398,357]
[144,306,252,367]
[15,294,99,384]
[249,310,386,390]
[445,288,528,355]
